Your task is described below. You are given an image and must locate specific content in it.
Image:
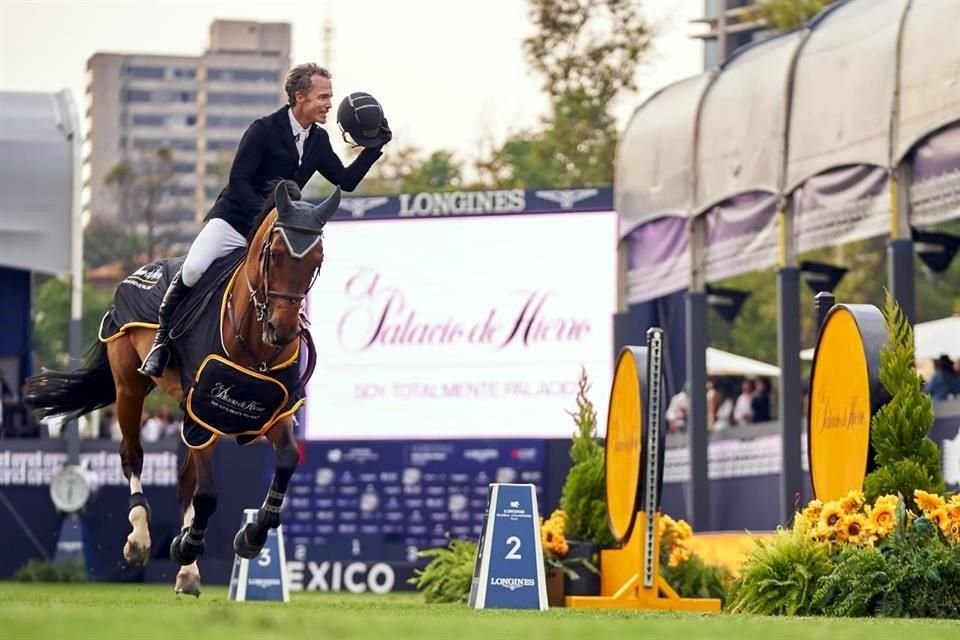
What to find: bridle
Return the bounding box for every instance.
[227,220,322,372]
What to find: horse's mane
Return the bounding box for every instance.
[246,179,302,243]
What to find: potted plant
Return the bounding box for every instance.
[540,508,598,606]
[557,367,613,596]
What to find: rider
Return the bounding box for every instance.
[138,62,392,377]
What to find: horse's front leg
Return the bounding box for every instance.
[170,445,216,568]
[234,418,298,559]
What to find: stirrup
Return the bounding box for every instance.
[138,341,170,377]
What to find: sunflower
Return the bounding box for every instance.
[874,495,899,510]
[929,507,951,537]
[914,489,945,514]
[820,502,844,530]
[950,494,960,507]
[839,490,865,514]
[838,514,870,545]
[869,503,897,538]
[802,499,824,523]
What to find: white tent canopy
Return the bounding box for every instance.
[707,348,781,377]
[801,315,960,361]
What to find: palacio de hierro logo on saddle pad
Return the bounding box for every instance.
[98,249,306,449]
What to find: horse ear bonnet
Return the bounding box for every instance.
[272,181,341,259]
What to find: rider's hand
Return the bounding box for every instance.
[378,117,392,147]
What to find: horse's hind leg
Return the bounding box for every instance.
[174,449,202,597]
[108,337,153,567]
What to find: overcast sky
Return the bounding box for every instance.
[1,0,706,166]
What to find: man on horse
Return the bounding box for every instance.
[139,62,392,378]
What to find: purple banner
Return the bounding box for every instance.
[910,122,960,228]
[705,191,779,282]
[626,216,689,304]
[792,164,890,254]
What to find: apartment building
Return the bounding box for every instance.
[83,20,291,244]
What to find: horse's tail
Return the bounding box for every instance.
[23,340,116,424]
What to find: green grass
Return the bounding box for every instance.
[2,583,958,639]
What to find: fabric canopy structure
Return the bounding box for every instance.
[706,348,780,377]
[618,0,960,304]
[0,90,79,276]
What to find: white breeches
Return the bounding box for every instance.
[181,218,247,287]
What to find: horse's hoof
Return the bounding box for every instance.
[175,572,202,598]
[233,524,262,560]
[123,537,151,568]
[170,532,203,566]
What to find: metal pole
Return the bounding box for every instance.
[888,164,914,324]
[814,291,835,332]
[685,216,710,530]
[776,202,802,525]
[57,89,84,465]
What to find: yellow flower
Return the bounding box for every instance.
[839,490,865,514]
[675,519,693,540]
[668,546,691,568]
[820,502,843,530]
[838,514,870,545]
[929,507,951,537]
[949,494,960,507]
[915,490,945,514]
[802,499,824,523]
[874,495,899,510]
[868,503,897,538]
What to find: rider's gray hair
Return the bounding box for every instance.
[284,63,332,106]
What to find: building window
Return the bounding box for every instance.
[172,67,197,79]
[131,114,166,126]
[206,92,278,106]
[125,65,165,80]
[132,138,196,151]
[173,162,197,173]
[207,68,279,83]
[206,115,255,128]
[123,89,196,104]
[206,139,238,151]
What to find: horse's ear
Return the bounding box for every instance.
[314,187,342,225]
[275,180,294,214]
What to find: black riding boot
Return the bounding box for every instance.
[138,269,192,377]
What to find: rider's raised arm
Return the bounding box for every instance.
[311,127,383,192]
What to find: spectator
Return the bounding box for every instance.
[666,383,690,433]
[733,378,755,426]
[751,377,771,422]
[713,380,735,432]
[925,354,960,401]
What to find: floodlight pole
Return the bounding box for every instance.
[58,89,84,465]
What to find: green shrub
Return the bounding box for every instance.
[13,558,88,583]
[863,293,945,510]
[727,529,832,615]
[407,536,478,604]
[559,367,616,549]
[661,553,733,605]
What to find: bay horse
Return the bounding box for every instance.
[24,180,335,596]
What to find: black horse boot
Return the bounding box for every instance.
[138,269,192,377]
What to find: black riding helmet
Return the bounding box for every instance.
[337,92,391,148]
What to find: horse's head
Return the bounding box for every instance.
[250,181,340,347]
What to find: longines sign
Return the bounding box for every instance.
[317,187,613,221]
